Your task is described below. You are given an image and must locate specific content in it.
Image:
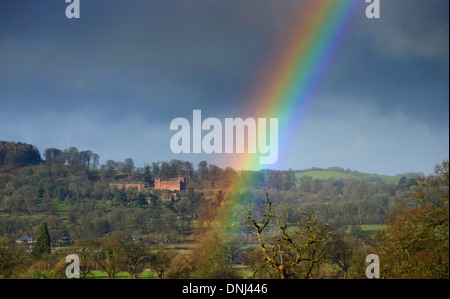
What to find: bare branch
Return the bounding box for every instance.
[242,191,329,279]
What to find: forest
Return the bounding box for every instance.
[0,141,448,279]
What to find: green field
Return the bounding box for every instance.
[359,224,387,232]
[87,270,158,279]
[295,170,400,183]
[345,224,387,237]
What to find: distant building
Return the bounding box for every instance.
[109,182,146,192]
[16,238,36,245]
[154,177,186,191]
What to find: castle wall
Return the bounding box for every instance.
[154,177,186,191]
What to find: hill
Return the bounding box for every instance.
[0,141,422,244]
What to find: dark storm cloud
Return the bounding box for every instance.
[0,0,448,174]
[0,0,299,120]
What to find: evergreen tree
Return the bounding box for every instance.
[32,222,51,259]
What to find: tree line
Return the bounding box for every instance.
[0,141,447,278]
[1,160,446,279]
[0,141,419,241]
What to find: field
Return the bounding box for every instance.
[359,224,387,234]
[87,270,158,279]
[345,224,387,238]
[295,170,400,183]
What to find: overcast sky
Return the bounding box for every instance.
[0,0,448,175]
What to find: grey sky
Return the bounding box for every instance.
[0,0,448,175]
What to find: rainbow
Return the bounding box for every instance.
[215,0,365,229]
[222,0,364,172]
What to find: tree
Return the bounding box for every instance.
[282,170,296,190]
[191,230,238,279]
[242,192,330,279]
[71,239,96,279]
[378,160,449,278]
[112,189,127,206]
[264,170,283,190]
[92,153,100,169]
[124,242,149,279]
[151,162,160,177]
[50,258,69,279]
[299,176,313,193]
[171,159,184,177]
[198,160,208,180]
[167,254,193,279]
[105,159,117,171]
[25,260,51,279]
[95,235,126,279]
[398,176,417,192]
[80,150,93,167]
[44,148,62,164]
[184,161,194,179]
[134,193,148,207]
[143,165,152,187]
[197,197,220,233]
[312,179,323,194]
[208,164,221,183]
[149,248,176,279]
[0,236,26,279]
[32,222,51,260]
[0,141,42,168]
[327,235,358,278]
[123,158,135,174]
[347,224,364,240]
[64,147,80,165]
[159,161,172,179]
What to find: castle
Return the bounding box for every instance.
[154,177,186,191]
[109,177,186,192]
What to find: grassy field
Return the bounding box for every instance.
[84,267,253,279]
[295,170,400,183]
[359,224,387,233]
[345,224,387,237]
[86,270,158,279]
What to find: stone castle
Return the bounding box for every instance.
[154,177,186,191]
[109,177,186,192]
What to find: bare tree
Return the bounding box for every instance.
[242,191,330,279]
